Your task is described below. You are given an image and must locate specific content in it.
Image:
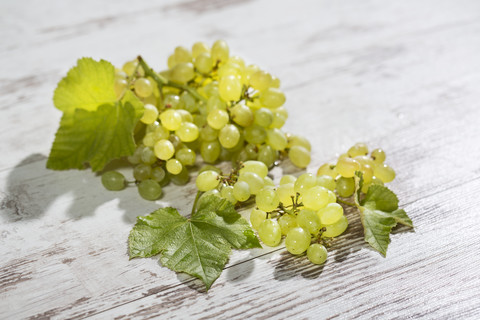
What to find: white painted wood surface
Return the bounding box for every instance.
[1,0,480,318]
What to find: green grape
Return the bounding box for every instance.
[225,132,244,152]
[327,190,336,203]
[198,188,221,203]
[133,163,152,181]
[228,55,245,69]
[288,146,311,168]
[114,78,127,98]
[287,135,311,151]
[249,208,266,230]
[218,75,242,101]
[278,214,298,235]
[321,215,348,238]
[266,128,287,151]
[175,148,196,166]
[238,172,264,195]
[371,148,386,163]
[134,78,154,98]
[142,132,156,147]
[257,219,281,247]
[168,134,183,150]
[354,155,375,168]
[303,186,329,211]
[285,227,311,254]
[207,109,229,130]
[218,124,240,149]
[254,108,274,127]
[244,125,267,144]
[200,140,221,163]
[101,171,126,191]
[200,125,218,141]
[294,173,317,195]
[307,244,328,264]
[192,41,209,58]
[316,175,336,191]
[141,147,157,165]
[138,179,162,201]
[360,164,374,184]
[211,40,229,63]
[153,124,169,141]
[230,103,254,127]
[206,95,226,112]
[249,70,271,91]
[218,61,242,78]
[361,175,384,193]
[220,185,237,204]
[230,149,247,164]
[347,142,368,158]
[123,59,138,76]
[171,62,194,82]
[318,203,343,225]
[239,160,268,178]
[177,109,193,122]
[175,122,199,142]
[164,94,184,109]
[154,139,175,160]
[336,157,361,178]
[259,88,286,109]
[336,177,355,197]
[233,181,250,202]
[199,165,222,174]
[167,54,176,69]
[170,167,190,185]
[194,52,213,74]
[203,81,219,98]
[166,159,183,175]
[280,175,296,185]
[257,144,277,167]
[269,111,287,129]
[256,187,280,212]
[297,209,322,235]
[374,163,395,183]
[160,109,183,131]
[270,75,280,88]
[151,167,166,183]
[317,163,338,179]
[245,64,260,81]
[276,183,295,205]
[174,46,192,63]
[244,143,258,160]
[196,170,220,191]
[181,92,198,113]
[263,176,275,187]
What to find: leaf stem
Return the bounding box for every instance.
[337,198,356,207]
[137,56,207,103]
[191,191,202,216]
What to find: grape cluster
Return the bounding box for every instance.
[101,40,311,200]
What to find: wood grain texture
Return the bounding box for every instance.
[1,0,480,319]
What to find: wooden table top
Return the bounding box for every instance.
[1,0,480,319]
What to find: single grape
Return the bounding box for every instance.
[239,160,268,178]
[250,208,267,230]
[266,128,287,151]
[317,203,343,225]
[317,163,338,179]
[321,215,348,238]
[170,167,190,185]
[200,125,219,142]
[220,185,237,204]
[138,179,162,201]
[176,122,199,142]
[218,75,242,101]
[174,46,192,63]
[218,124,240,149]
[327,190,337,204]
[133,163,152,181]
[278,214,298,235]
[160,109,183,131]
[238,172,264,195]
[276,183,295,205]
[316,175,336,191]
[254,108,274,127]
[166,159,183,175]
[249,70,271,91]
[141,147,157,165]
[164,94,184,109]
[302,186,330,211]
[175,148,196,166]
[297,209,322,235]
[123,60,138,76]
[347,143,368,158]
[256,187,280,212]
[244,125,267,145]
[192,41,209,58]
[371,148,386,163]
[101,171,126,191]
[307,244,328,264]
[230,103,254,127]
[195,52,213,74]
[177,109,193,122]
[114,78,127,98]
[258,219,282,247]
[154,139,175,160]
[280,175,296,185]
[263,176,275,187]
[200,141,221,163]
[288,146,311,168]
[134,78,154,98]
[354,155,375,168]
[142,132,156,147]
[207,109,229,130]
[336,157,361,178]
[211,40,229,63]
[151,167,166,183]
[196,170,220,191]
[170,62,195,84]
[294,173,317,195]
[233,181,251,202]
[360,164,374,184]
[374,163,395,183]
[260,88,286,109]
[336,177,355,198]
[285,227,311,255]
[287,135,311,151]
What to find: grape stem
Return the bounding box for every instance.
[137,56,207,103]
[336,198,356,207]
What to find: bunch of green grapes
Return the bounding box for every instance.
[317,143,395,197]
[101,40,311,201]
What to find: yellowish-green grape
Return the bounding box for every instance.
[218,75,242,101]
[195,170,220,191]
[266,128,287,151]
[194,52,213,74]
[164,94,184,109]
[220,185,237,204]
[200,125,218,142]
[250,208,266,230]
[233,181,250,202]
[167,54,176,69]
[258,219,282,247]
[142,132,156,147]
[175,122,199,142]
[336,177,355,197]
[140,104,159,124]
[133,163,152,181]
[138,179,162,201]
[174,46,192,63]
[321,215,348,238]
[269,111,287,129]
[192,41,209,58]
[354,155,375,167]
[260,88,286,109]
[263,176,275,187]
[257,143,277,168]
[211,40,229,63]
[249,70,271,91]
[134,78,154,98]
[122,59,138,76]
[254,108,274,127]
[317,203,343,225]
[280,175,296,185]
[256,187,280,212]
[230,104,254,127]
[361,175,384,193]
[170,62,195,83]
[285,227,311,254]
[371,148,386,164]
[317,163,338,179]
[244,125,267,144]
[141,147,157,165]
[159,109,183,131]
[336,157,361,178]
[200,140,221,163]
[316,175,336,191]
[276,183,295,205]
[166,159,183,175]
[287,135,311,151]
[153,124,169,140]
[218,61,243,78]
[278,214,298,235]
[151,167,166,183]
[228,55,245,69]
[303,186,330,211]
[270,75,280,88]
[154,139,175,160]
[114,78,127,98]
[374,163,395,183]
[307,244,328,264]
[327,190,337,203]
[294,173,317,195]
[218,124,240,149]
[297,209,322,235]
[207,108,229,130]
[245,64,260,81]
[239,160,268,178]
[288,146,311,169]
[175,148,196,166]
[101,171,126,191]
[177,109,193,122]
[347,142,368,158]
[360,164,374,184]
[238,172,265,195]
